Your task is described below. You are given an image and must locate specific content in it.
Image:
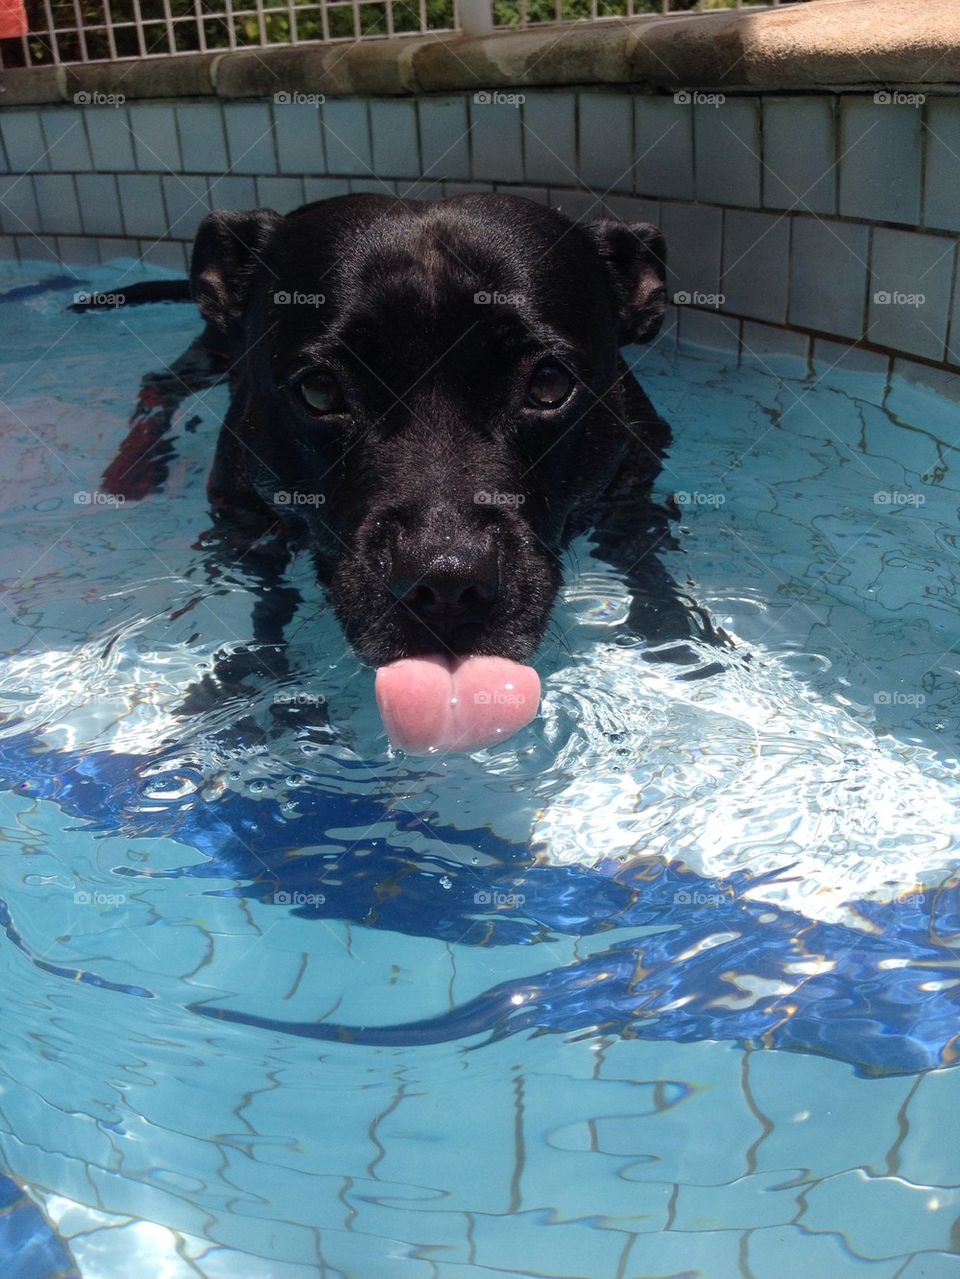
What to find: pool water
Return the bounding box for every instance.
[0,259,959,1278]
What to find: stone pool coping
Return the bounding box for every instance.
[1,0,958,109]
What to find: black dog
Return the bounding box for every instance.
[82,193,725,744]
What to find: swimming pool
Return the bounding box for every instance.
[1,258,959,1277]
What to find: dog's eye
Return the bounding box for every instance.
[527,361,573,409]
[299,371,343,415]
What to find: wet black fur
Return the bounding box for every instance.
[90,193,725,695]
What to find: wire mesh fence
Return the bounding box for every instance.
[0,0,803,68]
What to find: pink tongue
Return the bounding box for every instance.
[375,655,540,753]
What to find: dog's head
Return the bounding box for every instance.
[191,193,667,668]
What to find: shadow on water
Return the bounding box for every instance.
[2,725,958,1078]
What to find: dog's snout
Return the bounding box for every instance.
[397,566,499,617]
[390,532,499,627]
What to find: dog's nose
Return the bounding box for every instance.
[390,539,499,624]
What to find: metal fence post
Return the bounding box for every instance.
[460,0,494,35]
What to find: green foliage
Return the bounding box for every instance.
[19,0,748,64]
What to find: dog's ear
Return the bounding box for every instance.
[584,220,667,346]
[190,208,283,341]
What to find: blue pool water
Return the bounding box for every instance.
[0,259,959,1277]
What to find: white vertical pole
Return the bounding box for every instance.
[460,0,492,36]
